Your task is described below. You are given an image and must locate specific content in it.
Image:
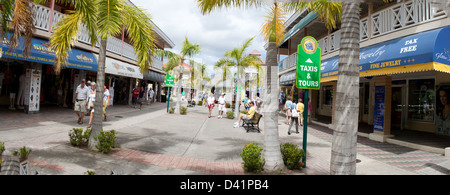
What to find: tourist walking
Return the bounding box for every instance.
[148,87,154,105]
[131,86,139,108]
[284,96,293,125]
[138,86,145,110]
[103,86,110,121]
[217,93,226,119]
[73,79,90,124]
[234,101,255,128]
[297,98,304,126]
[87,82,96,128]
[207,93,215,118]
[287,99,299,135]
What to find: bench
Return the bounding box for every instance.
[241,113,263,133]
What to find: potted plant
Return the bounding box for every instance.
[0,142,5,169]
[13,146,32,162]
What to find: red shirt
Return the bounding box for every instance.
[132,88,140,98]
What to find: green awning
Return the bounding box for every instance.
[280,12,318,46]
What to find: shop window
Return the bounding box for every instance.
[364,82,369,114]
[408,79,435,122]
[322,85,333,108]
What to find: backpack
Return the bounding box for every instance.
[291,104,299,117]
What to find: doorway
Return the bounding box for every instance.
[391,86,406,130]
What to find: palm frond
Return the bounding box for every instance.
[0,0,14,39]
[260,3,286,45]
[9,0,35,57]
[121,2,157,72]
[181,36,201,59]
[98,0,122,39]
[50,10,84,73]
[197,0,262,15]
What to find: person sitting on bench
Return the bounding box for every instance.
[234,102,255,128]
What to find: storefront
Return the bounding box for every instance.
[317,26,450,138]
[97,55,143,106]
[0,34,98,113]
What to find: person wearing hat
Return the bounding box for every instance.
[217,93,226,119]
[73,79,90,124]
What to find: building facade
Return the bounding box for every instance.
[278,0,450,141]
[0,0,174,112]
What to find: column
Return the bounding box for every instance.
[369,76,393,142]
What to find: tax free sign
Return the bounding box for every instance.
[296,36,321,89]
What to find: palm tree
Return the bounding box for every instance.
[217,37,262,118]
[1,0,34,57]
[157,37,201,114]
[50,0,157,149]
[214,58,233,94]
[197,0,341,173]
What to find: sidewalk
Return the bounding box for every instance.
[1,103,449,175]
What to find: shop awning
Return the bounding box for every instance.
[94,54,143,79]
[0,34,97,71]
[143,70,165,83]
[320,26,450,82]
[279,70,296,86]
[281,12,318,46]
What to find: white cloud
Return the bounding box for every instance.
[131,0,268,72]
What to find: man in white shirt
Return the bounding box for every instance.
[73,79,90,124]
[148,88,154,105]
[207,93,215,118]
[217,93,226,119]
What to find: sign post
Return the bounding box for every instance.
[296,36,321,168]
[165,70,174,113]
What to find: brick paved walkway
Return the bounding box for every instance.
[110,148,245,175]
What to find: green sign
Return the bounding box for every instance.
[165,70,174,87]
[296,36,321,89]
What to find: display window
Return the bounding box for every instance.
[408,79,435,122]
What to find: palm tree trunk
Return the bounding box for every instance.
[176,61,184,114]
[263,42,284,172]
[330,2,360,175]
[89,38,107,149]
[233,66,241,118]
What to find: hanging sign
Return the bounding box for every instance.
[296,36,321,89]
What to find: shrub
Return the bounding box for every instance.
[240,110,248,114]
[94,130,117,154]
[0,142,5,155]
[280,143,305,170]
[240,143,265,173]
[69,128,91,146]
[168,106,175,114]
[225,102,231,108]
[13,146,32,162]
[180,106,187,115]
[226,111,234,119]
[197,101,203,106]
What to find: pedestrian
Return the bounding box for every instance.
[284,96,293,125]
[207,93,215,118]
[87,82,96,128]
[103,86,110,121]
[138,86,145,110]
[234,101,255,128]
[256,95,262,112]
[131,86,139,108]
[243,94,249,110]
[73,79,90,124]
[86,81,94,116]
[297,98,304,126]
[148,87,154,105]
[308,99,312,123]
[288,99,299,135]
[218,93,226,119]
